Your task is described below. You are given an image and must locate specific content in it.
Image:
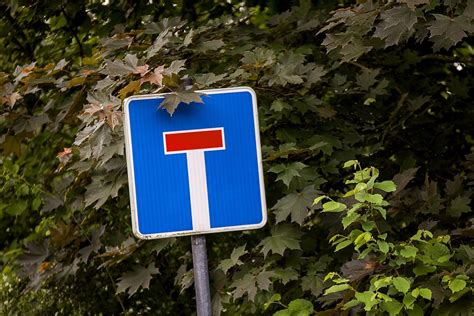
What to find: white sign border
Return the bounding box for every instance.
[124,87,267,240]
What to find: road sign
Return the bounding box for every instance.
[124,87,267,239]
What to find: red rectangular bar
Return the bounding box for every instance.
[165,129,224,153]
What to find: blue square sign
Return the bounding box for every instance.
[124,87,267,239]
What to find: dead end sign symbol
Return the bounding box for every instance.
[124,87,267,239]
[163,128,225,231]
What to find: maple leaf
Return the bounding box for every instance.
[272,185,318,224]
[78,225,105,263]
[392,167,418,196]
[140,66,164,86]
[400,0,429,10]
[231,268,277,301]
[146,29,171,58]
[198,39,224,52]
[159,91,203,116]
[428,15,473,50]
[374,5,417,47]
[217,244,247,274]
[194,72,226,87]
[163,60,186,76]
[100,34,133,51]
[301,274,325,297]
[269,162,307,187]
[447,196,471,218]
[1,83,22,108]
[241,47,276,67]
[116,263,159,296]
[258,224,303,257]
[17,240,50,270]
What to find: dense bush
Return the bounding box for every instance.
[1,0,473,314]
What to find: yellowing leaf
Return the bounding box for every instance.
[449,278,466,293]
[119,80,140,100]
[67,77,86,88]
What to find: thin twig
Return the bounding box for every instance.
[60,6,84,58]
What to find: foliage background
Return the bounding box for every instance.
[0,0,473,314]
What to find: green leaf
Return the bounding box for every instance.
[7,200,28,216]
[274,298,314,316]
[374,181,397,192]
[374,6,417,47]
[354,232,371,249]
[365,193,384,205]
[269,162,307,187]
[413,264,436,276]
[301,274,324,297]
[381,299,403,315]
[377,240,390,254]
[393,277,411,294]
[374,276,392,290]
[447,196,471,218]
[288,299,314,314]
[400,245,418,258]
[343,160,358,169]
[324,283,351,295]
[406,304,424,316]
[217,244,247,274]
[428,14,472,50]
[258,224,303,257]
[342,212,360,229]
[335,239,353,252]
[419,288,432,300]
[272,186,318,225]
[355,291,378,311]
[322,201,346,213]
[403,293,416,309]
[449,278,466,293]
[343,299,360,310]
[116,263,159,296]
[313,195,327,206]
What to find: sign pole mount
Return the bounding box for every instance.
[191,235,212,316]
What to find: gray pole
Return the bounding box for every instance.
[191,235,212,316]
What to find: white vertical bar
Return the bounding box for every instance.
[186,151,211,231]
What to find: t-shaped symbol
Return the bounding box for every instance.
[163,128,225,232]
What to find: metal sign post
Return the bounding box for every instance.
[191,235,212,316]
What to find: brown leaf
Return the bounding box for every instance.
[140,66,164,86]
[392,167,418,196]
[341,257,376,282]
